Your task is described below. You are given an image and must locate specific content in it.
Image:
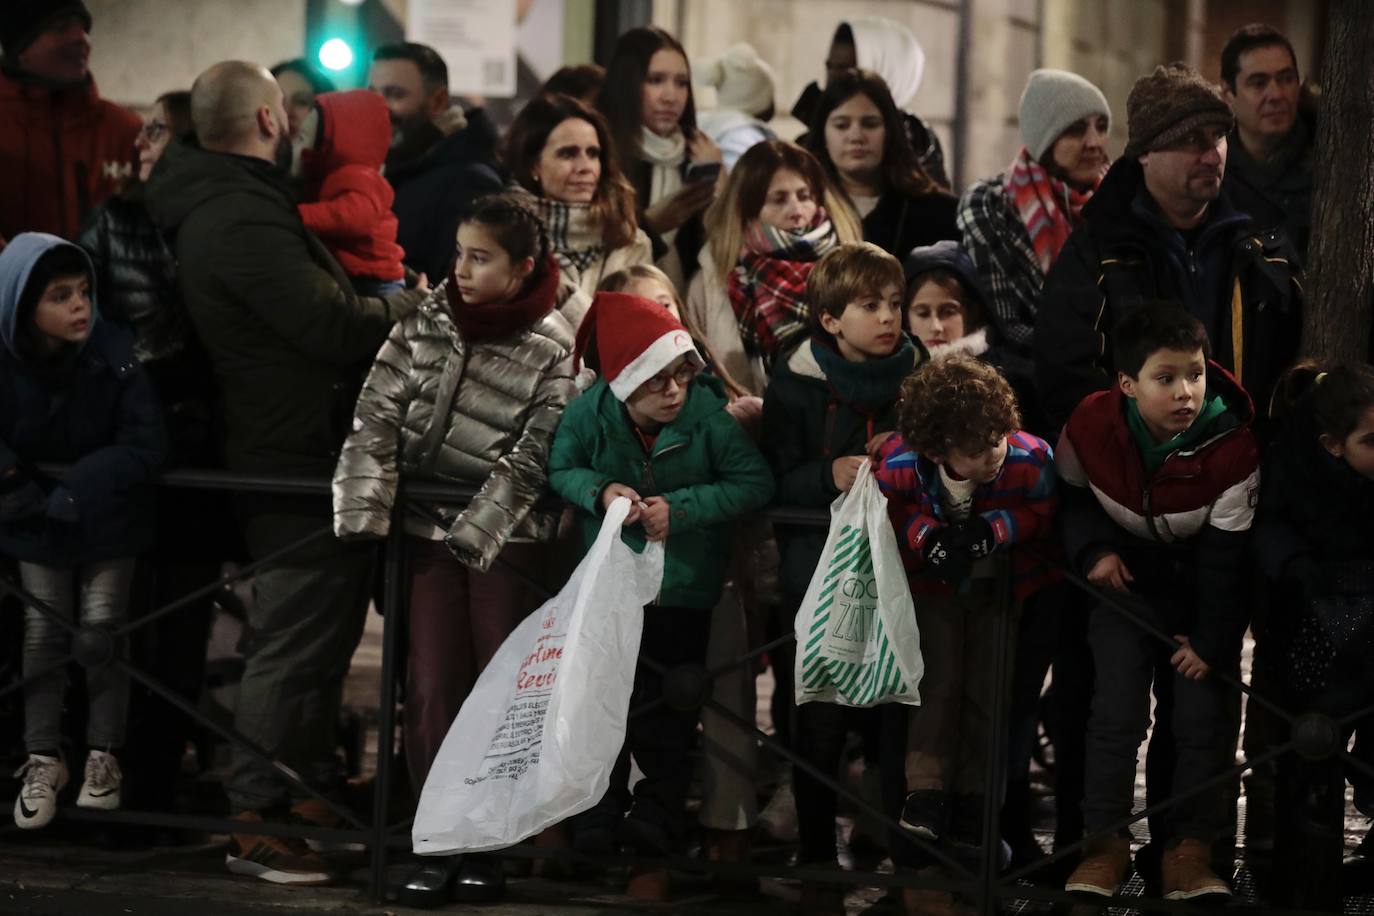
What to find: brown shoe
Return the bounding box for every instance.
[226,810,335,886]
[626,866,670,901]
[1161,838,1232,900]
[1064,834,1131,897]
[288,797,364,853]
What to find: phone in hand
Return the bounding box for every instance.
[682,160,722,185]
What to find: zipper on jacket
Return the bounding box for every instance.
[640,440,686,607]
[1140,469,1199,542]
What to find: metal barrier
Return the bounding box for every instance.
[0,467,1363,913]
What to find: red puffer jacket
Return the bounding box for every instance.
[298,90,405,282]
[0,68,141,241]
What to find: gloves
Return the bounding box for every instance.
[921,526,972,584]
[956,516,997,559]
[45,486,79,524]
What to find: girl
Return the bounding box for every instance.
[957,69,1111,360]
[686,139,862,394]
[505,93,652,303]
[596,26,722,290]
[332,195,578,908]
[803,70,957,260]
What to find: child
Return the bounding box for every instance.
[332,196,576,905]
[296,90,408,295]
[873,352,1057,911]
[1055,303,1258,901]
[0,234,166,829]
[547,291,774,893]
[759,240,922,912]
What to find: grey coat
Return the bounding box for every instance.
[332,283,577,570]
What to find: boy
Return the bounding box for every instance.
[873,354,1057,869]
[1056,303,1258,901]
[759,241,922,912]
[547,291,774,896]
[0,233,166,829]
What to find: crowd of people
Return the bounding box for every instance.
[0,1,1357,914]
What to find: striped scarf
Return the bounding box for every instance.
[1003,147,1099,273]
[524,194,605,275]
[726,209,839,365]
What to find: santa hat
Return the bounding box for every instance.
[574,292,705,402]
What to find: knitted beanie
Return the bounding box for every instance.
[0,0,90,58]
[695,43,776,118]
[1017,69,1111,160]
[573,292,704,401]
[1124,62,1234,159]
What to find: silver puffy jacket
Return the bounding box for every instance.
[332,284,577,571]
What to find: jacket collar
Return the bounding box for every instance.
[591,373,728,456]
[1086,157,1250,251]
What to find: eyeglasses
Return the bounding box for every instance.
[643,363,698,393]
[137,121,169,143]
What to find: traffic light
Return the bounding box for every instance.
[305,0,404,89]
[318,37,355,72]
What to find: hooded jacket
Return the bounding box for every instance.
[548,374,775,609]
[1034,158,1303,434]
[298,90,405,282]
[145,139,424,476]
[1055,362,1259,666]
[0,65,141,241]
[0,233,166,564]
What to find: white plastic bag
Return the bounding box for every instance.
[795,462,923,707]
[413,497,664,854]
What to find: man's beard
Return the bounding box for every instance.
[386,113,442,171]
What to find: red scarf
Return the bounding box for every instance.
[445,255,560,340]
[1003,147,1102,273]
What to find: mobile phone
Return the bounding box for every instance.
[683,160,722,184]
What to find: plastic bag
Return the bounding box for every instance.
[794,462,923,707]
[413,497,664,854]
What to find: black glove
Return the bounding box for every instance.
[921,526,972,583]
[955,516,997,559]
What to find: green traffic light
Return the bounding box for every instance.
[319,38,355,72]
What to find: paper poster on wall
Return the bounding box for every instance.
[406,0,517,98]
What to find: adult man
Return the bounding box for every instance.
[368,42,501,282]
[1220,23,1314,258]
[145,61,424,886]
[0,0,140,241]
[1035,63,1303,434]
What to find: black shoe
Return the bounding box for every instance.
[397,855,463,909]
[452,854,506,903]
[573,819,618,857]
[899,790,948,841]
[620,812,676,856]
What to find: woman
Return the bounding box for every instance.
[804,71,957,262]
[957,68,1110,361]
[505,93,652,305]
[596,26,722,290]
[686,139,861,394]
[270,59,337,137]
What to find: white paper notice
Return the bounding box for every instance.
[406,0,517,98]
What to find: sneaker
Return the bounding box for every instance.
[13,754,68,829]
[288,797,365,853]
[76,749,122,810]
[1161,837,1232,900]
[899,789,948,840]
[225,810,336,885]
[1065,834,1131,897]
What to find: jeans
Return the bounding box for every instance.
[20,558,136,753]
[352,277,405,296]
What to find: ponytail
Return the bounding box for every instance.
[1273,360,1374,441]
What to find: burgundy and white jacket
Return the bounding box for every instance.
[1055,363,1260,666]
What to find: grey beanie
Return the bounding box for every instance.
[1018,69,1111,161]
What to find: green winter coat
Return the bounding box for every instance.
[548,374,775,608]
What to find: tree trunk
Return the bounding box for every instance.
[1302,0,1374,362]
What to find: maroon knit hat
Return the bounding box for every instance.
[1123,62,1234,159]
[0,1,91,58]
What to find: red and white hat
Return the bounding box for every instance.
[574,292,705,402]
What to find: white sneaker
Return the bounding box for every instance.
[77,749,122,810]
[13,754,68,829]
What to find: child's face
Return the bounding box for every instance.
[453,222,533,306]
[1321,407,1374,481]
[32,273,93,348]
[626,353,697,430]
[621,276,682,321]
[906,278,966,349]
[934,434,1008,484]
[818,282,902,362]
[1119,347,1207,443]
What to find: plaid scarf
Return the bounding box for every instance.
[726,210,839,364]
[523,193,605,275]
[1003,147,1100,273]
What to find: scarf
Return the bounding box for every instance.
[445,255,560,341]
[1125,394,1228,472]
[522,192,606,275]
[726,210,840,365]
[809,333,920,412]
[1003,147,1101,273]
[639,126,685,209]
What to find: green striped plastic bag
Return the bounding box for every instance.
[794,462,923,707]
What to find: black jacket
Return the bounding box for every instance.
[626,157,707,279]
[387,109,504,283]
[1223,108,1315,260]
[863,186,958,261]
[1035,158,1303,433]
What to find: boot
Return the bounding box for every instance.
[1160,838,1231,901]
[1064,834,1131,897]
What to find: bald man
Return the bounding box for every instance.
[145,61,426,887]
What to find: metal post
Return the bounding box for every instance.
[369,506,406,903]
[979,573,1014,915]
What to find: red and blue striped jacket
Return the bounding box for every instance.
[873,430,1059,599]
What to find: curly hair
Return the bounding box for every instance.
[897,353,1021,456]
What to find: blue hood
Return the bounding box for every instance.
[0,232,98,359]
